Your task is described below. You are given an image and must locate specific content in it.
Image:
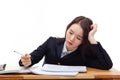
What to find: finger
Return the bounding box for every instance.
[21,54,31,60]
[22,61,31,64]
[91,24,97,32]
[24,54,31,58]
[23,62,31,67]
[21,58,31,62]
[91,24,97,29]
[21,59,31,67]
[90,25,93,29]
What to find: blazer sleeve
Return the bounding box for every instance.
[19,37,51,67]
[85,42,113,70]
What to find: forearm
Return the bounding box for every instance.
[86,42,113,70]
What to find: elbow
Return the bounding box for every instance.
[106,64,113,70]
[102,62,113,70]
[95,61,113,70]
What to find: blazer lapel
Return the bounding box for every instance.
[56,38,65,59]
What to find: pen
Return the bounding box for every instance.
[14,50,23,55]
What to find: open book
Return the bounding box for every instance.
[0,64,87,76]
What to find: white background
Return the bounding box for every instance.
[0,0,120,70]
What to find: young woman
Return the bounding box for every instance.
[19,16,113,70]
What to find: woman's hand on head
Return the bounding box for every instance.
[88,24,97,44]
[21,54,31,67]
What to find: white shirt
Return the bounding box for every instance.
[61,42,77,58]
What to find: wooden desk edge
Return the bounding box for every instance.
[0,67,120,80]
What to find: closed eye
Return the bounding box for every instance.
[77,37,82,40]
[69,31,73,35]
[69,29,74,35]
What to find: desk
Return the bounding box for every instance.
[0,68,120,80]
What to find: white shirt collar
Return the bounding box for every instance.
[62,42,78,54]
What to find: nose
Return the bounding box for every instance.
[70,35,75,41]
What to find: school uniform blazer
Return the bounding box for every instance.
[19,37,113,70]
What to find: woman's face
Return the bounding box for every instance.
[65,23,83,51]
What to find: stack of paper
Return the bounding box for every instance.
[0,64,87,76]
[30,64,87,76]
[41,64,87,72]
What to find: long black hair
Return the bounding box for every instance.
[65,16,95,59]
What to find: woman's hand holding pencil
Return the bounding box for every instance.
[21,54,31,67]
[14,51,31,67]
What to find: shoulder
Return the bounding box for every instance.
[43,36,65,48]
[47,36,65,44]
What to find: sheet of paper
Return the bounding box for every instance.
[41,64,87,72]
[0,66,31,74]
[30,66,78,76]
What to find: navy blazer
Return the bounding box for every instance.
[19,37,113,70]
